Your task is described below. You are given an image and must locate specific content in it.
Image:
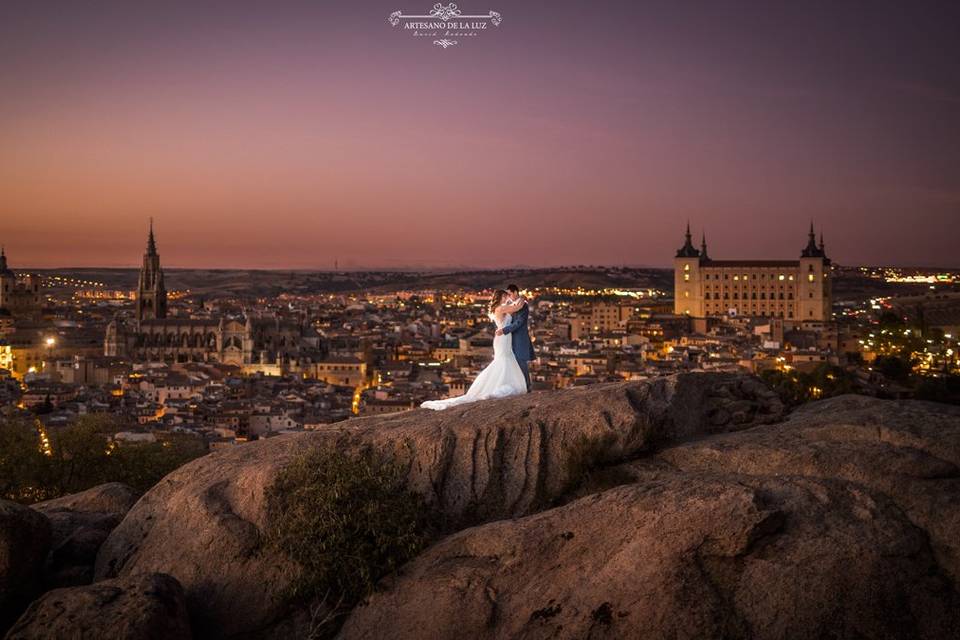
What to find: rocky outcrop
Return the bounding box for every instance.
[32,483,139,588]
[5,573,191,640]
[340,394,960,640]
[95,373,782,638]
[32,482,138,519]
[0,501,51,633]
[656,395,960,587]
[341,473,959,640]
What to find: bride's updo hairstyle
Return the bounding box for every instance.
[489,289,507,314]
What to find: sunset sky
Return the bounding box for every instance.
[1,1,958,269]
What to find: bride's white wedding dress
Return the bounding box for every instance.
[421,312,528,410]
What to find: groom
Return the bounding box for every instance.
[496,284,534,392]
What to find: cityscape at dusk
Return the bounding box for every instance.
[2,3,960,640]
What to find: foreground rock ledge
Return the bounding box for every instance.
[0,501,51,634]
[32,483,139,588]
[341,395,960,640]
[6,573,191,640]
[94,373,782,638]
[341,473,959,640]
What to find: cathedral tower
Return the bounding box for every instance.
[136,220,167,326]
[0,247,16,309]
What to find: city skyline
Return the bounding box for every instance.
[2,1,959,268]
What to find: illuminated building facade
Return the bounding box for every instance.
[674,224,832,321]
[105,225,325,371]
[0,248,43,322]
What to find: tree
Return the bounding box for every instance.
[874,355,913,383]
[0,414,55,503]
[0,413,207,504]
[914,375,960,405]
[47,414,116,496]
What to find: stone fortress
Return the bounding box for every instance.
[673,223,832,321]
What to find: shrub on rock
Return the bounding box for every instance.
[265,446,435,635]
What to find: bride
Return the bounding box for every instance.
[421,289,529,410]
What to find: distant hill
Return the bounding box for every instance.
[29,267,675,298]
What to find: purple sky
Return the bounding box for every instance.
[1,1,958,268]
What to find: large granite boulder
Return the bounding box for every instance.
[0,501,51,633]
[32,483,139,588]
[95,373,782,638]
[656,395,960,585]
[340,394,960,639]
[5,572,191,640]
[32,483,138,518]
[340,472,958,640]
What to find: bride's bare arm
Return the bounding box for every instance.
[498,297,527,314]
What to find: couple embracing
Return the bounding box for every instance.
[421,284,534,410]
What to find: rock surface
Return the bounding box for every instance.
[32,482,138,519]
[0,501,51,634]
[95,373,782,638]
[32,483,138,588]
[341,474,958,640]
[656,395,960,588]
[5,573,191,640]
[340,395,960,640]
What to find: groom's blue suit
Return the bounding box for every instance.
[501,302,534,391]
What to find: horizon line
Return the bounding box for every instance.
[10,262,960,273]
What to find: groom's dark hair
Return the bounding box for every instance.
[506,284,520,294]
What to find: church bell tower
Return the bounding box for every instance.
[136,219,167,327]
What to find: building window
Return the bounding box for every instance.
[778,274,785,281]
[683,274,690,281]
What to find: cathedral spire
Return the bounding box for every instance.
[700,232,709,260]
[136,219,166,325]
[146,218,158,256]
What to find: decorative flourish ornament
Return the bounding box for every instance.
[433,39,458,48]
[429,4,462,21]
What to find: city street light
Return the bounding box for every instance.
[43,336,57,373]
